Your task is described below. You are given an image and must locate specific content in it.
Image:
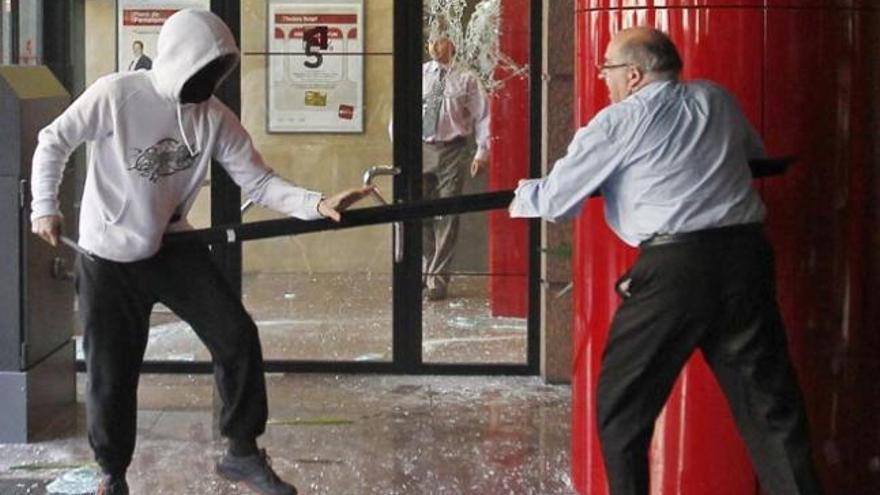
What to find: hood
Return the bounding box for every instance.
[152,9,240,102]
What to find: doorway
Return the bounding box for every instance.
[68,0,541,376]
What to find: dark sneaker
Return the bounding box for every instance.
[216,449,298,495]
[95,475,129,495]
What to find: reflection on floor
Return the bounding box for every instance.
[0,374,574,494]
[75,273,528,365]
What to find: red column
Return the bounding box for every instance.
[572,5,759,493]
[571,1,879,494]
[488,0,530,317]
[762,2,880,493]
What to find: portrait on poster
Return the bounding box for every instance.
[268,1,364,133]
[116,0,210,73]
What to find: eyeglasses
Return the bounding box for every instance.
[596,61,631,78]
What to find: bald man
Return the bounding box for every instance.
[421,31,490,301]
[510,27,823,495]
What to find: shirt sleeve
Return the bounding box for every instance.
[469,75,491,161]
[30,77,115,221]
[509,114,621,222]
[213,104,323,221]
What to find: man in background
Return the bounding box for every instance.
[421,31,490,301]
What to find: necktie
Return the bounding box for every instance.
[422,67,447,139]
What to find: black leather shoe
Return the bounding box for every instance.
[216,449,298,495]
[95,475,129,495]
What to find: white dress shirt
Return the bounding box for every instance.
[422,60,491,161]
[510,80,767,246]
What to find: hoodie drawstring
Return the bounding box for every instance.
[176,103,198,156]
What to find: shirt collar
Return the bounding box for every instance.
[430,59,455,72]
[626,79,676,102]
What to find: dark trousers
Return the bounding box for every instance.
[422,139,469,291]
[597,226,823,495]
[75,244,268,476]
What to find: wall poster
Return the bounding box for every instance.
[268,1,364,133]
[116,0,210,73]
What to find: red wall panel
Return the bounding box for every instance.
[762,7,880,494]
[576,0,765,10]
[575,0,878,9]
[573,8,760,494]
[572,2,878,494]
[488,0,530,317]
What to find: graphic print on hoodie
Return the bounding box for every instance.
[31,9,323,263]
[130,138,199,183]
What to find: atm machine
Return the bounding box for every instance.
[0,66,76,443]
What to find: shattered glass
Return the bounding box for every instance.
[45,467,101,494]
[425,0,529,93]
[0,375,575,494]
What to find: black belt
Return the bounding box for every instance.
[424,136,466,147]
[640,222,764,248]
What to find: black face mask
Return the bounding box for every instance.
[179,55,236,104]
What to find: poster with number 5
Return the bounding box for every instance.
[267,1,364,133]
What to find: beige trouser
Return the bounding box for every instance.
[422,138,471,291]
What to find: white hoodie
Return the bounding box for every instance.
[30,9,323,262]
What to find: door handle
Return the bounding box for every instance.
[240,198,255,216]
[362,165,402,263]
[362,165,400,205]
[50,257,74,281]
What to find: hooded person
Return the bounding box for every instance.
[30,9,372,495]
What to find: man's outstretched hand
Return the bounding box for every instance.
[317,186,376,222]
[32,214,63,247]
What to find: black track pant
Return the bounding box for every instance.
[75,244,267,476]
[597,226,823,495]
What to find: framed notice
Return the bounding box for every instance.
[268,1,364,133]
[116,0,210,73]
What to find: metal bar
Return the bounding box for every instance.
[165,156,794,247]
[165,190,515,245]
[527,0,544,374]
[10,0,19,64]
[361,165,402,262]
[59,235,94,261]
[749,155,796,178]
[361,165,400,206]
[422,271,527,277]
[243,51,394,57]
[393,0,424,373]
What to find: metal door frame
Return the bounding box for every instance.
[101,0,542,376]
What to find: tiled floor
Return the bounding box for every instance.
[0,373,575,495]
[82,273,529,365]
